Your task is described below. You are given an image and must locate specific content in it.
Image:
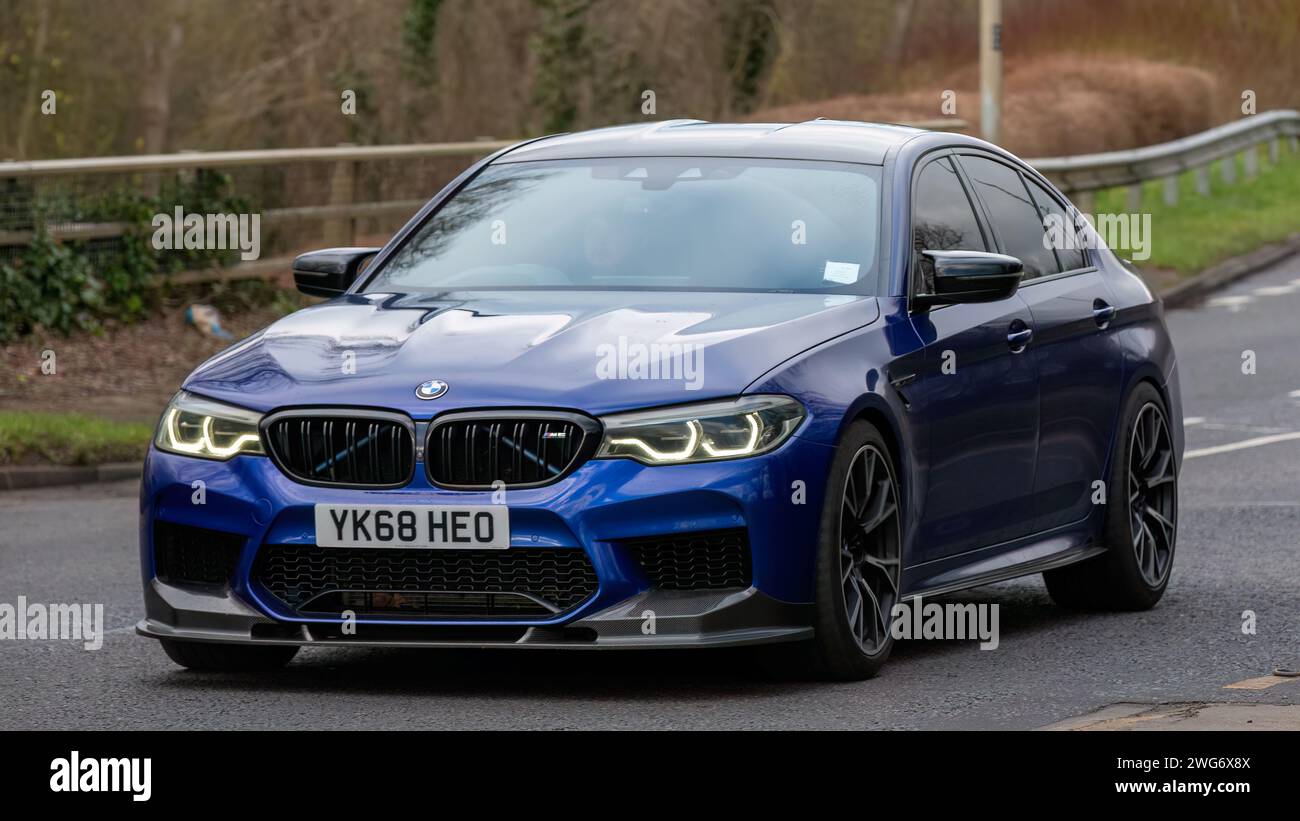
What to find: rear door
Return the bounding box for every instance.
[905,154,1041,562]
[956,152,1125,533]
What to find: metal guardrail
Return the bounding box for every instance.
[0,113,1297,282]
[1028,109,1300,212]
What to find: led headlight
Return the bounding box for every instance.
[596,395,806,465]
[155,391,265,460]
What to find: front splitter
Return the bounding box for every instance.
[137,580,813,650]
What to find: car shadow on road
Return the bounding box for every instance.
[145,581,1136,699]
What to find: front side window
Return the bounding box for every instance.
[911,156,986,295]
[959,155,1061,280]
[365,157,882,294]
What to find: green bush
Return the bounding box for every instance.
[0,170,250,342]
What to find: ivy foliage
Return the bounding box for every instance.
[0,170,248,342]
[724,0,778,115]
[531,0,594,134]
[402,0,444,85]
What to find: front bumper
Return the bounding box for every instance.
[138,436,832,648]
[137,581,811,649]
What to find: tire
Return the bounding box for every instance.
[160,639,299,671]
[1044,382,1178,610]
[797,419,904,681]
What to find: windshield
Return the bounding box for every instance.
[364,157,882,294]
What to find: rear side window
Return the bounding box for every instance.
[958,155,1059,280]
[1024,177,1087,272]
[911,157,986,294]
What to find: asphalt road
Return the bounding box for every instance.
[3,261,1299,730]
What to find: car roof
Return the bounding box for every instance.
[495,119,930,166]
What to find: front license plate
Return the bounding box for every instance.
[314,504,510,549]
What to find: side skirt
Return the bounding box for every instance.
[901,528,1105,600]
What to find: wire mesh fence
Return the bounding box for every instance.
[0,148,497,267]
[0,140,507,341]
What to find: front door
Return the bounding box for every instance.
[905,155,1042,562]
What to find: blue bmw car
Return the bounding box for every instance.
[138,120,1182,679]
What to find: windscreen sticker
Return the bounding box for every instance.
[822,261,860,285]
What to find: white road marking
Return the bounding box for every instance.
[1206,295,1254,311]
[1253,284,1298,296]
[1201,422,1294,434]
[1288,389,1300,398]
[1183,416,1205,425]
[1185,431,1300,459]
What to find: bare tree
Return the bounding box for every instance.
[14,0,51,158]
[139,22,184,154]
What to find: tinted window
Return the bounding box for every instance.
[1025,177,1087,272]
[365,157,881,294]
[959,155,1059,279]
[911,157,985,294]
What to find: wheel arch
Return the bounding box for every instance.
[850,403,904,480]
[837,396,918,564]
[1103,364,1175,480]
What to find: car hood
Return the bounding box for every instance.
[183,289,880,416]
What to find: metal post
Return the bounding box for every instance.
[1244,145,1259,179]
[325,143,357,247]
[979,0,1002,145]
[1125,184,1142,213]
[1194,165,1211,196]
[1162,175,1179,206]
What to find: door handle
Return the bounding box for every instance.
[1092,300,1116,327]
[1007,325,1033,351]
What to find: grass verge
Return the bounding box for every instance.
[0,411,153,467]
[1094,145,1300,276]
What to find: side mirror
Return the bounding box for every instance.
[292,247,381,297]
[914,250,1024,309]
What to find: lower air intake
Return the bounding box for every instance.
[153,521,244,587]
[253,545,598,618]
[621,528,753,590]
